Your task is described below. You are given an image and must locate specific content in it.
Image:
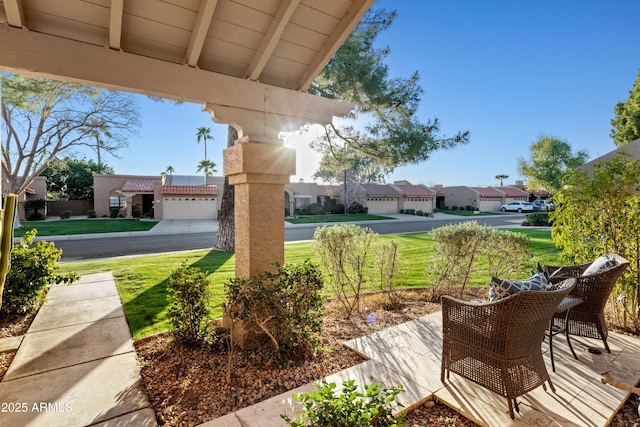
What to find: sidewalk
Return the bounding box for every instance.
[0,272,157,427]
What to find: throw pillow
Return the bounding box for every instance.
[583,255,618,276]
[489,273,548,302]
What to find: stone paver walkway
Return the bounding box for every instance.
[0,272,156,427]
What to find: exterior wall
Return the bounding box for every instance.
[284,182,319,214]
[47,200,94,217]
[93,174,139,217]
[504,196,528,203]
[443,186,479,210]
[402,197,435,213]
[18,176,47,221]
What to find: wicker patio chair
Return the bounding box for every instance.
[440,278,576,419]
[545,254,630,353]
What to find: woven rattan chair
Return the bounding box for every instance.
[545,254,630,353]
[440,279,576,419]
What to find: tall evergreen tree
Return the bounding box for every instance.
[611,69,640,147]
[307,9,469,175]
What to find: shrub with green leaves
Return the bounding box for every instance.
[552,154,640,332]
[376,240,401,309]
[526,212,551,226]
[60,210,72,219]
[225,260,324,361]
[1,229,78,315]
[427,222,531,298]
[87,210,97,218]
[314,224,377,318]
[166,263,211,343]
[281,380,406,427]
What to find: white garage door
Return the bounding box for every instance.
[162,197,217,219]
[366,198,398,214]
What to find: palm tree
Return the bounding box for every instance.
[165,165,174,175]
[196,159,217,176]
[495,174,509,187]
[196,127,213,160]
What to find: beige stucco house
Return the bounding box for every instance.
[16,176,47,221]
[93,174,224,220]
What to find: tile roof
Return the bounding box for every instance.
[122,178,158,192]
[361,184,403,197]
[161,185,218,195]
[394,184,435,197]
[472,187,504,198]
[496,186,529,197]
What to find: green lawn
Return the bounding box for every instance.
[15,219,158,237]
[286,214,393,224]
[436,209,507,216]
[61,228,561,340]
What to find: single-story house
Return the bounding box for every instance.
[443,186,527,212]
[361,183,404,214]
[495,186,530,203]
[16,176,47,221]
[93,174,224,220]
[393,181,436,213]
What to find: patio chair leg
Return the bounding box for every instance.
[547,378,556,394]
[548,322,556,372]
[603,336,611,353]
[508,399,515,419]
[565,327,578,360]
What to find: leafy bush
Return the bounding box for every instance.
[331,203,345,214]
[282,380,406,427]
[132,204,142,218]
[415,209,423,216]
[348,202,366,214]
[1,229,78,315]
[284,207,290,217]
[405,209,415,215]
[552,155,640,332]
[24,199,46,221]
[466,205,475,212]
[166,263,211,343]
[225,261,324,361]
[526,212,551,226]
[60,210,72,219]
[399,209,405,214]
[314,224,377,318]
[376,240,401,309]
[451,206,458,211]
[426,222,530,298]
[109,207,119,218]
[87,210,97,218]
[304,203,324,215]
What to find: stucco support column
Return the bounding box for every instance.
[119,192,135,218]
[224,136,295,278]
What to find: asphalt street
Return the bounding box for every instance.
[56,215,526,261]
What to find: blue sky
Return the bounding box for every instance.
[104,0,640,188]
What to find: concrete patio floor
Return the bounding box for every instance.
[204,313,640,427]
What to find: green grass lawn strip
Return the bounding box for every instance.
[286,214,394,224]
[16,219,158,237]
[61,228,560,339]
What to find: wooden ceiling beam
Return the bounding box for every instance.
[4,0,24,28]
[185,0,218,67]
[0,24,353,126]
[297,0,374,91]
[244,0,300,81]
[109,0,124,50]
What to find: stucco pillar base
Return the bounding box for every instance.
[223,137,295,278]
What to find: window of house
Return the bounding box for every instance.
[294,197,310,210]
[109,196,125,208]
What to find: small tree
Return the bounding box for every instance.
[196,159,217,176]
[495,174,509,186]
[517,135,588,193]
[376,240,401,309]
